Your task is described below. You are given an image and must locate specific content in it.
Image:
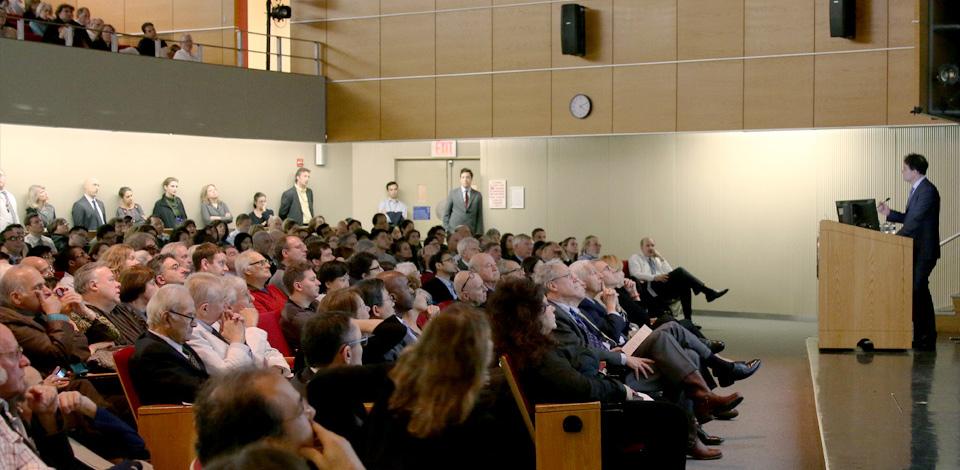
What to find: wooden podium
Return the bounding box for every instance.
[818,220,913,349]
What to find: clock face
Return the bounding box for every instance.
[569,94,592,119]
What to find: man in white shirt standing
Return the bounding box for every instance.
[628,237,728,323]
[0,171,20,232]
[378,181,407,226]
[70,178,107,231]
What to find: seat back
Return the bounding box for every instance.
[112,346,141,419]
[499,354,535,441]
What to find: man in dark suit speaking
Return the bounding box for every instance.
[878,153,941,351]
[442,167,483,235]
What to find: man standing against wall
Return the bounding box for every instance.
[378,181,407,226]
[878,153,941,351]
[0,171,19,232]
[279,168,314,225]
[71,178,107,231]
[442,168,483,236]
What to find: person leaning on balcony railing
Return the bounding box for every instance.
[41,4,80,46]
[136,21,167,57]
[173,33,201,62]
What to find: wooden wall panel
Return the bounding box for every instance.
[814,51,887,127]
[551,0,613,66]
[612,64,677,133]
[290,23,325,75]
[887,49,939,126]
[436,75,493,138]
[888,0,917,47]
[381,14,435,77]
[551,68,613,135]
[612,0,676,63]
[437,0,490,8]
[492,3,550,71]
[124,0,173,34]
[744,0,814,55]
[677,60,743,131]
[492,72,551,137]
[815,0,887,51]
[327,82,380,141]
[678,0,743,60]
[381,0,434,15]
[172,0,219,30]
[381,78,436,140]
[744,56,813,129]
[436,9,492,74]
[325,18,380,80]
[326,0,378,18]
[76,0,125,32]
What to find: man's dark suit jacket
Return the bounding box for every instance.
[888,178,940,261]
[0,306,90,375]
[42,19,88,46]
[129,332,209,405]
[363,316,410,365]
[577,297,628,345]
[71,196,107,231]
[307,364,392,448]
[279,186,314,223]
[422,276,455,304]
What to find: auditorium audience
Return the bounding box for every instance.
[422,251,457,303]
[116,265,156,323]
[280,168,314,225]
[135,21,166,57]
[152,177,188,228]
[200,183,233,227]
[25,184,56,227]
[469,252,499,293]
[1,224,26,264]
[228,213,252,245]
[579,235,601,261]
[193,242,227,276]
[531,227,546,243]
[100,244,137,275]
[24,213,56,253]
[173,33,201,61]
[453,271,486,308]
[347,252,382,284]
[511,233,533,263]
[237,250,286,322]
[0,171,18,232]
[149,253,189,287]
[454,236,479,271]
[249,192,274,226]
[560,236,578,264]
[115,187,146,224]
[70,178,107,231]
[498,259,523,280]
[280,262,320,355]
[270,235,309,295]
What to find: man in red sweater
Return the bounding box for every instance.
[235,250,289,354]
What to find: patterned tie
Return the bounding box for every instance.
[183,345,204,371]
[464,189,470,208]
[0,192,13,223]
[647,256,658,276]
[568,306,604,350]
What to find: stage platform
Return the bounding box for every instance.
[807,337,960,469]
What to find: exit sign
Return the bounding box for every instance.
[431,140,457,157]
[296,158,304,167]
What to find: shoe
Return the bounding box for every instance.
[683,371,744,422]
[706,339,725,354]
[705,288,729,303]
[713,409,739,420]
[688,439,723,460]
[697,425,724,446]
[716,359,761,387]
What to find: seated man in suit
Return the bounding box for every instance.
[0,265,90,375]
[279,168,314,225]
[129,284,209,405]
[422,251,458,303]
[304,312,391,449]
[71,178,107,232]
[468,252,500,293]
[454,237,480,271]
[441,168,483,235]
[628,237,728,323]
[185,273,290,377]
[511,233,534,263]
[569,260,630,344]
[354,278,409,365]
[453,271,487,308]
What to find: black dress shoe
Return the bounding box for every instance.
[713,409,739,420]
[697,426,724,446]
[716,359,761,387]
[707,340,725,354]
[705,288,729,303]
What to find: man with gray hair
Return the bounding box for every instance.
[497,259,523,280]
[161,241,193,273]
[173,33,201,61]
[74,262,147,345]
[468,252,499,292]
[511,233,534,263]
[453,271,486,307]
[455,236,480,271]
[185,273,290,377]
[129,284,209,405]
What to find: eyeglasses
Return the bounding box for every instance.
[502,268,522,276]
[167,309,197,322]
[250,259,270,266]
[4,236,23,241]
[455,272,477,293]
[368,264,383,273]
[343,335,372,347]
[0,346,23,360]
[545,273,571,284]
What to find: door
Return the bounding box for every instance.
[395,158,479,234]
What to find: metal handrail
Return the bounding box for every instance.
[941,231,960,247]
[6,17,323,76]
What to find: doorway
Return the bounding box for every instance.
[394,158,480,235]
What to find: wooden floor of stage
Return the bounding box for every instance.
[686,315,824,470]
[807,336,960,470]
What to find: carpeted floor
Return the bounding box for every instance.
[686,314,825,470]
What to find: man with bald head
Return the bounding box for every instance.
[71,178,107,231]
[468,252,499,292]
[453,271,487,307]
[20,256,56,288]
[129,284,210,405]
[0,265,90,375]
[498,259,523,280]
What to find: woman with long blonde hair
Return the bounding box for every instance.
[26,184,57,226]
[363,305,502,469]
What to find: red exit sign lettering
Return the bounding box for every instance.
[431,140,457,158]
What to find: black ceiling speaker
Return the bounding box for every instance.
[829,0,856,38]
[561,4,586,56]
[919,0,960,122]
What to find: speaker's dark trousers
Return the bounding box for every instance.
[646,267,707,321]
[912,257,938,346]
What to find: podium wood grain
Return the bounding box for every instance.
[817,220,912,349]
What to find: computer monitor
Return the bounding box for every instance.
[836,199,880,231]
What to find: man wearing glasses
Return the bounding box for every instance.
[236,251,287,322]
[453,271,487,308]
[422,251,459,304]
[1,225,26,265]
[129,284,209,405]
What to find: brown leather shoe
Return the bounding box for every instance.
[693,391,743,422]
[688,439,723,460]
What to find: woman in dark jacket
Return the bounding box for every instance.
[151,177,188,228]
[487,277,691,468]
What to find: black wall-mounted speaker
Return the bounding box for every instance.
[561,4,586,56]
[829,0,856,38]
[919,0,960,122]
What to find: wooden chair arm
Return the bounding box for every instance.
[138,404,196,470]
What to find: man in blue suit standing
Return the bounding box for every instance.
[879,153,941,351]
